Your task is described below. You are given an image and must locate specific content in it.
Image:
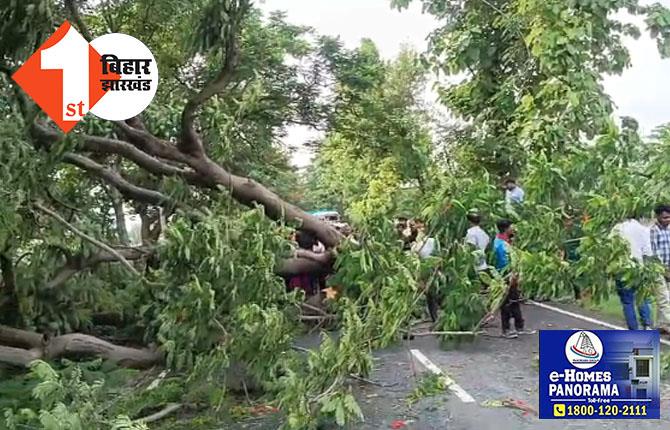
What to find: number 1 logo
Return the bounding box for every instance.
[12,21,158,133]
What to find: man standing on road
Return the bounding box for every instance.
[650,204,670,334]
[466,210,490,275]
[466,210,494,326]
[494,219,531,338]
[411,219,440,321]
[612,214,653,330]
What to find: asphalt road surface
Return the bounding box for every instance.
[233,302,670,429]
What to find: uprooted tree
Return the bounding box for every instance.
[1,0,345,361]
[2,0,670,428]
[0,1,432,427]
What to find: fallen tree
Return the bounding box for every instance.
[0,325,162,369]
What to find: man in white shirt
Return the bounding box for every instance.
[612,216,653,330]
[504,178,525,205]
[410,219,439,321]
[465,211,490,272]
[465,211,494,327]
[411,220,436,259]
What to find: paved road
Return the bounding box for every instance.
[349,303,670,430]
[232,302,669,429]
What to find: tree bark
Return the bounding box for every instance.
[108,186,131,245]
[62,153,172,206]
[0,326,44,349]
[46,247,151,290]
[0,252,19,323]
[0,325,162,369]
[36,203,142,277]
[24,4,343,251]
[0,346,42,367]
[191,156,342,247]
[277,256,333,277]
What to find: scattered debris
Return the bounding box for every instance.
[323,287,339,300]
[349,373,398,388]
[390,419,408,429]
[482,398,538,416]
[406,373,448,406]
[230,404,279,419]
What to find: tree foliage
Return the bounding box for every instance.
[2,0,670,428]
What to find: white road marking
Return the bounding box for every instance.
[528,300,670,347]
[410,349,476,403]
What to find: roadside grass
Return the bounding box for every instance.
[582,295,658,324]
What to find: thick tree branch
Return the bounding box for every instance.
[190,156,343,247]
[46,247,152,290]
[0,346,42,367]
[277,256,332,277]
[79,135,197,178]
[0,326,44,349]
[64,0,94,42]
[0,325,162,369]
[0,254,16,296]
[62,153,172,205]
[35,203,141,277]
[113,121,191,164]
[138,403,183,424]
[179,1,251,155]
[104,183,131,245]
[32,121,196,180]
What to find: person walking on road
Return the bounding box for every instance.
[612,215,653,330]
[650,204,670,334]
[493,219,531,338]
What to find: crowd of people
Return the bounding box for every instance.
[287,178,670,339]
[399,178,670,339]
[611,204,670,333]
[397,209,532,338]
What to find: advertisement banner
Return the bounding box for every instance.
[539,330,660,419]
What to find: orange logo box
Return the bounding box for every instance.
[12,21,120,133]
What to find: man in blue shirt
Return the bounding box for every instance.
[494,219,531,338]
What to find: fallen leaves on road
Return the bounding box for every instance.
[482,398,538,416]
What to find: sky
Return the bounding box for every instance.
[258,0,670,168]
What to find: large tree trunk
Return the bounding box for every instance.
[193,156,342,248]
[109,187,131,245]
[0,253,19,323]
[0,325,162,369]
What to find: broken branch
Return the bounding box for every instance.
[34,203,141,277]
[62,152,172,205]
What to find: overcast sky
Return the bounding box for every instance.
[258,0,670,167]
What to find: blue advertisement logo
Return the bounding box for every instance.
[539,330,660,419]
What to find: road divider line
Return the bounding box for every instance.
[410,349,476,403]
[528,300,670,347]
